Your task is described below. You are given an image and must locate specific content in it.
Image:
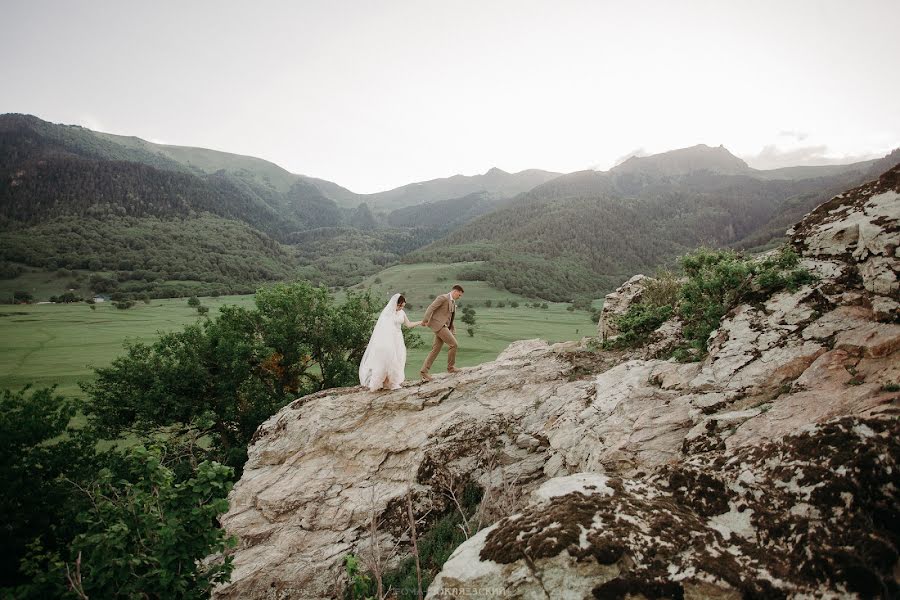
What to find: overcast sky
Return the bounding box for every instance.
[3,0,898,193]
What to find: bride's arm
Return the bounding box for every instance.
[403,311,421,327]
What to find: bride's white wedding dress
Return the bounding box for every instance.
[359,293,415,392]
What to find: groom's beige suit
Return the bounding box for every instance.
[420,293,457,374]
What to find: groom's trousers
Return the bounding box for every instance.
[422,326,457,372]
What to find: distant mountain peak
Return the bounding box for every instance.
[612,144,750,176]
[484,167,509,176]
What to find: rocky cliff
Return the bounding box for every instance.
[216,167,899,599]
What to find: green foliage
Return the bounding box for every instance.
[408,161,857,302]
[602,303,673,350]
[677,246,814,353]
[751,247,816,295]
[600,246,814,356]
[0,261,25,279]
[461,306,477,337]
[343,554,371,600]
[881,382,899,392]
[571,297,592,311]
[1,215,297,299]
[443,249,607,302]
[346,490,481,599]
[483,299,492,308]
[642,271,681,307]
[19,446,235,600]
[0,386,233,598]
[677,247,752,351]
[81,282,375,470]
[13,290,32,303]
[187,295,201,307]
[0,386,85,589]
[197,305,210,315]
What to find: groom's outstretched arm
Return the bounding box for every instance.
[422,295,445,326]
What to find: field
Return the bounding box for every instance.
[0,295,255,399]
[1,263,601,399]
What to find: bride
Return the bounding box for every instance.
[359,293,421,391]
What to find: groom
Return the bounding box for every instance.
[420,284,464,382]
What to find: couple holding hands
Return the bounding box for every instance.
[358,285,464,392]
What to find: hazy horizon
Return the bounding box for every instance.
[3,0,898,193]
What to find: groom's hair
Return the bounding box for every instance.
[452,285,464,293]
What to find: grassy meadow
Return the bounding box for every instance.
[1,262,600,400]
[0,295,255,399]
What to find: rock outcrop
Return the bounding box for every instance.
[217,166,900,599]
[597,274,651,341]
[431,416,898,599]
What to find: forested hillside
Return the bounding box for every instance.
[2,115,894,303]
[410,146,893,301]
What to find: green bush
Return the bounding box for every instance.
[602,303,673,350]
[0,386,84,589]
[1,386,234,597]
[601,246,814,356]
[677,247,814,353]
[18,446,235,599]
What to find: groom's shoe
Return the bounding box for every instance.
[447,366,460,374]
[420,370,432,382]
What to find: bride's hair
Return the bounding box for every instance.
[397,294,406,307]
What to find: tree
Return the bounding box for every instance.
[21,446,235,600]
[461,307,477,337]
[187,295,200,307]
[0,386,86,590]
[13,290,33,304]
[81,282,376,470]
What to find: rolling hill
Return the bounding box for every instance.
[408,145,895,301]
[2,114,894,304]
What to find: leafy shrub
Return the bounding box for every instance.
[600,246,814,356]
[643,270,681,307]
[19,446,235,599]
[678,247,814,353]
[602,303,673,350]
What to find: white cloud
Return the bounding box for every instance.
[741,144,886,170]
